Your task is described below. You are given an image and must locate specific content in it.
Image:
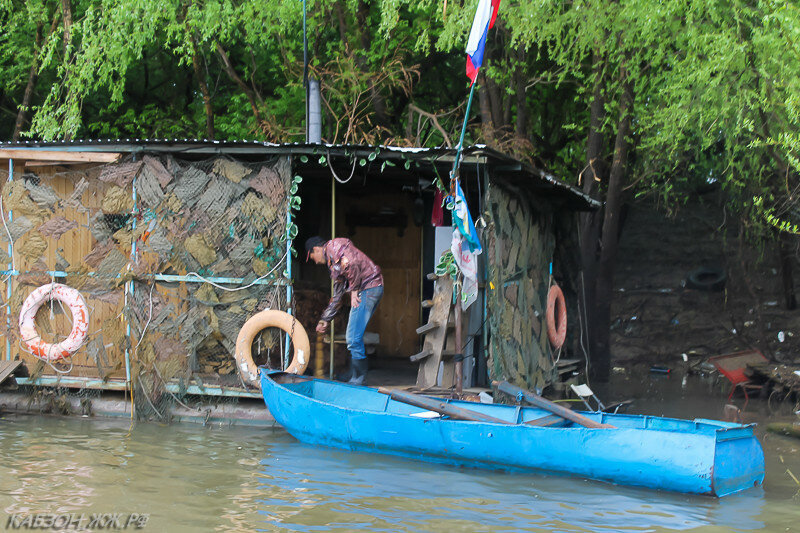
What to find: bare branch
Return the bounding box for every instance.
[408,104,453,147]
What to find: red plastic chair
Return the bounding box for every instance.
[708,350,768,409]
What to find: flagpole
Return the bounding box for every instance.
[449,82,477,188]
[448,0,498,399]
[448,81,476,400]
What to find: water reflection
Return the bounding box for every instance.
[252,440,767,532]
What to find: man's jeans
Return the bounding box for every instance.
[346,286,383,360]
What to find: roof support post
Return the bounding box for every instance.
[284,155,294,370]
[5,158,13,361]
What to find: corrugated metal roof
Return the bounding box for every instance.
[0,139,600,210]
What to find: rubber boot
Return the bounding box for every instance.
[336,361,353,382]
[347,358,368,386]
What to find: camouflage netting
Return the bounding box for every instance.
[484,183,558,392]
[0,155,293,420]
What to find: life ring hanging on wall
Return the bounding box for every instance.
[546,284,567,349]
[19,283,90,361]
[234,309,311,388]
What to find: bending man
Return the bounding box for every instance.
[306,236,383,385]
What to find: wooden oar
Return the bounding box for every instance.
[494,381,616,429]
[378,388,512,425]
[525,414,564,427]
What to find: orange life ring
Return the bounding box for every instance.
[19,283,90,361]
[234,309,311,388]
[546,284,567,349]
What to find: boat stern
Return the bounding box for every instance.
[708,422,766,497]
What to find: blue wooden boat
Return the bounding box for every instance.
[260,371,765,497]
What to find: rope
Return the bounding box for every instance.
[184,249,288,291]
[575,223,592,386]
[150,362,201,412]
[134,282,156,351]
[0,194,16,283]
[136,367,164,419]
[326,151,358,184]
[17,339,74,374]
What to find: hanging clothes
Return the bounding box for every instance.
[449,181,482,253]
[451,231,480,310]
[431,189,445,226]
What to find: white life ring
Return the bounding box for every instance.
[235,309,310,388]
[19,283,90,361]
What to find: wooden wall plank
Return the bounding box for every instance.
[5,166,136,378]
[335,192,422,358]
[0,149,121,163]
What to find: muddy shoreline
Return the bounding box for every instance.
[611,193,800,370]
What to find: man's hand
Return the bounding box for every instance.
[351,291,361,309]
[316,320,328,334]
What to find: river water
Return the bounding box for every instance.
[0,371,798,532]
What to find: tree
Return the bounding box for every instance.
[451,0,800,378]
[4,0,800,379]
[0,0,447,143]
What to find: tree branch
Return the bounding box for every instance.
[408,104,453,147]
[215,41,263,129]
[191,36,215,139]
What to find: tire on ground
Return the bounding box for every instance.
[685,266,727,291]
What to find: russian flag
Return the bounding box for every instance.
[465,0,501,85]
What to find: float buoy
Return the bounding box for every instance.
[19,283,90,361]
[546,284,567,349]
[234,309,311,388]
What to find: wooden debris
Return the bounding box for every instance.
[747,362,800,396]
[766,422,800,439]
[378,387,512,425]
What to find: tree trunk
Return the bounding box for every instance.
[593,69,634,382]
[486,77,504,134]
[355,1,390,128]
[191,37,215,139]
[582,64,608,190]
[215,42,263,130]
[738,222,768,355]
[143,50,149,91]
[580,54,607,381]
[335,2,348,48]
[778,232,797,310]
[477,74,494,143]
[514,46,528,141]
[61,0,73,141]
[12,23,44,141]
[61,0,72,54]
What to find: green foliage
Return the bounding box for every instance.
[754,196,800,235]
[0,0,461,143]
[282,174,303,261]
[435,249,458,280]
[1,0,800,248]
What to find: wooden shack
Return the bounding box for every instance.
[0,140,597,415]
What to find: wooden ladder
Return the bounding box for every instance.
[411,274,458,389]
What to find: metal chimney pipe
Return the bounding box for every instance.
[307,79,322,143]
